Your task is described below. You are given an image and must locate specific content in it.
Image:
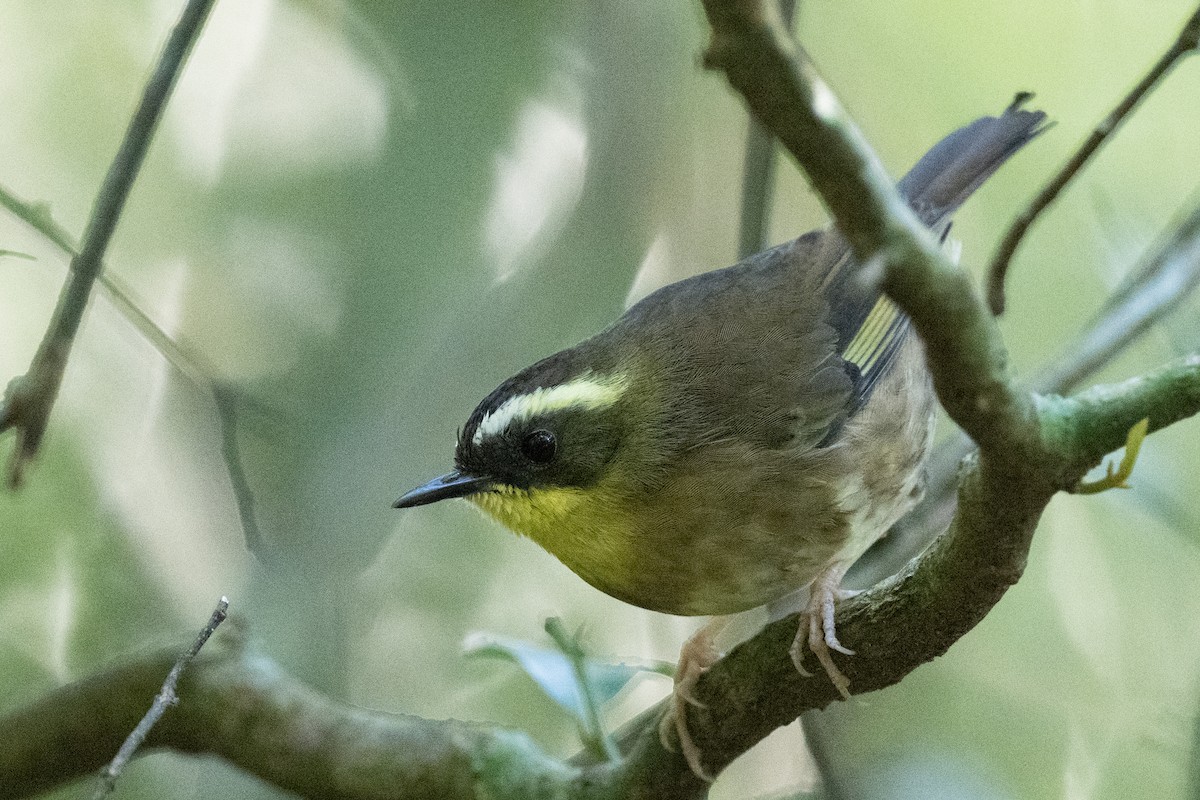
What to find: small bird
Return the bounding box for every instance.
[396,99,1045,777]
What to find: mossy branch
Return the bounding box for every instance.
[854,186,1200,590]
[0,637,596,800]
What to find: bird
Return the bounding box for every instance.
[395,97,1046,778]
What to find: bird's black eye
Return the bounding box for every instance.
[521,429,557,463]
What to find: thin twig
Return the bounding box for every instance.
[0,184,76,253]
[986,3,1200,315]
[738,116,779,260]
[91,597,229,800]
[1034,199,1200,392]
[0,7,268,560]
[737,0,798,260]
[0,0,217,487]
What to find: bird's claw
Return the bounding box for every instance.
[791,562,856,699]
[658,617,729,781]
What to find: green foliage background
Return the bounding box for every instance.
[1,1,1199,797]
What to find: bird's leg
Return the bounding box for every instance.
[659,615,731,781]
[790,561,858,699]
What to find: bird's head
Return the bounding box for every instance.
[394,357,638,544]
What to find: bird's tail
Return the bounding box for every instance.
[897,94,1048,228]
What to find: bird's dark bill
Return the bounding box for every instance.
[393,471,492,508]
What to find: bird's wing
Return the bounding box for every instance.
[818,99,1047,418]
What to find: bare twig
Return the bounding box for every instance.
[2,632,593,800]
[90,597,229,800]
[0,0,217,487]
[986,3,1200,315]
[211,386,267,559]
[0,183,270,562]
[1034,199,1200,392]
[0,184,268,558]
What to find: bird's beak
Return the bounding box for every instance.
[393,470,493,508]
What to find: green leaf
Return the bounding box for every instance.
[462,630,668,720]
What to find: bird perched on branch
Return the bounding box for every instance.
[396,98,1046,778]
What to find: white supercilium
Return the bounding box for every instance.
[473,373,629,444]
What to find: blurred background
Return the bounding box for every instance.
[2,1,1200,797]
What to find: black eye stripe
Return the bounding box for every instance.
[521,429,557,463]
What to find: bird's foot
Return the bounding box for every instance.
[789,562,857,699]
[659,616,730,781]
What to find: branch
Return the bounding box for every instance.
[9,363,1197,800]
[852,195,1200,588]
[1034,199,1200,393]
[620,0,1200,784]
[0,182,268,559]
[0,635,607,800]
[0,182,212,389]
[0,0,216,487]
[700,0,1036,461]
[1042,356,1200,475]
[986,3,1200,315]
[571,371,1200,788]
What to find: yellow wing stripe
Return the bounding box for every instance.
[842,296,903,376]
[842,303,889,363]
